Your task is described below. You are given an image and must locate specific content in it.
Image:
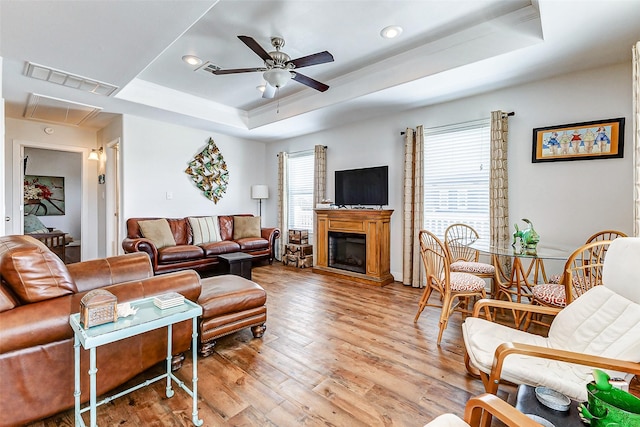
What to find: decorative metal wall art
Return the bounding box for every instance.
[185,137,229,203]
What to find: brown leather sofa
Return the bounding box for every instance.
[123,214,280,275]
[0,235,201,427]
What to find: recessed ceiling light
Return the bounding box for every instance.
[256,84,266,93]
[182,55,202,66]
[380,25,403,39]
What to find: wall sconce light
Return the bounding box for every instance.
[251,184,269,217]
[88,147,103,161]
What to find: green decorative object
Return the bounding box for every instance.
[512,218,540,253]
[185,137,229,204]
[579,369,640,427]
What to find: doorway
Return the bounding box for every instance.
[105,138,121,256]
[12,139,91,261]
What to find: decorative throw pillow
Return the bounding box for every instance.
[233,216,261,240]
[24,213,49,234]
[1,246,76,303]
[138,219,176,248]
[189,216,222,245]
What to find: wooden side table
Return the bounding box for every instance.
[69,297,203,427]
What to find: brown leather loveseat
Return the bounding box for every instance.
[0,235,201,427]
[123,214,280,275]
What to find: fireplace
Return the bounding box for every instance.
[314,209,393,286]
[328,232,366,274]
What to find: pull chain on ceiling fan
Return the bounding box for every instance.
[212,35,334,99]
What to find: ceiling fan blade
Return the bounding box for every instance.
[238,35,272,62]
[212,67,265,75]
[262,83,276,99]
[287,51,334,69]
[292,72,329,92]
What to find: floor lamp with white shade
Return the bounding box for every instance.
[251,185,269,218]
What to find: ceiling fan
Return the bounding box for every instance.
[213,35,334,98]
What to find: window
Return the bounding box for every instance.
[287,151,314,231]
[423,119,490,238]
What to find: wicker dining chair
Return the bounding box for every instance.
[547,229,627,284]
[414,230,487,346]
[532,240,611,308]
[444,224,496,296]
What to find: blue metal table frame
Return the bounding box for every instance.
[69,297,203,427]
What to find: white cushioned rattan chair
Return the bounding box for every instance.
[462,237,640,401]
[414,230,486,346]
[423,394,539,427]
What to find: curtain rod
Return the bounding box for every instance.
[277,146,327,156]
[400,112,515,135]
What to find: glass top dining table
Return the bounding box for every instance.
[469,240,573,328]
[470,241,573,302]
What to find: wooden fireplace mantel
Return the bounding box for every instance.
[313,209,394,286]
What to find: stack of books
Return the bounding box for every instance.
[153,292,185,309]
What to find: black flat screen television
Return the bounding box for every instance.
[335,165,388,206]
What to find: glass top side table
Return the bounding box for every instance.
[69,297,203,427]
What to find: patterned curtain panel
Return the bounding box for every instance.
[402,126,424,288]
[633,42,640,236]
[277,152,289,261]
[490,111,511,274]
[313,145,327,204]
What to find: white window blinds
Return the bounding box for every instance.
[287,151,315,231]
[423,119,490,239]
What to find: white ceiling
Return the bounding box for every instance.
[2,0,640,142]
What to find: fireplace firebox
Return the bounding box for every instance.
[328,232,366,274]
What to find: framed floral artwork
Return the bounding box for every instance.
[24,175,65,216]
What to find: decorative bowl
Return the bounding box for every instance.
[525,414,555,427]
[535,387,571,412]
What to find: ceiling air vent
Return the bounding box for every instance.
[196,62,221,75]
[24,93,102,126]
[25,62,118,96]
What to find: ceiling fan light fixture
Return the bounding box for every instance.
[182,55,203,66]
[263,68,291,88]
[380,25,403,39]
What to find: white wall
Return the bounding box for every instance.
[23,147,82,238]
[266,62,634,281]
[120,115,268,225]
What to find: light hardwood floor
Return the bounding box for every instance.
[29,263,521,426]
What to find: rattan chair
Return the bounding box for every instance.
[531,240,611,308]
[547,229,626,284]
[444,224,496,296]
[414,230,486,346]
[586,229,628,243]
